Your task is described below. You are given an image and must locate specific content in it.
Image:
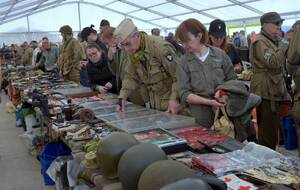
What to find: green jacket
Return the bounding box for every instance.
[110,49,148,105]
[177,46,237,102]
[21,48,33,65]
[59,36,82,76]
[249,29,290,101]
[119,34,179,111]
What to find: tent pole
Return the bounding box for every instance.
[77,2,81,31]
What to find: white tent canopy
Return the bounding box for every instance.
[0,0,299,44]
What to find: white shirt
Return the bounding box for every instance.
[198,48,210,62]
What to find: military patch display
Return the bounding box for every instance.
[166,54,173,61]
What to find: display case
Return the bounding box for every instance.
[94,104,146,118]
[100,109,161,122]
[108,112,195,133]
[132,128,187,154]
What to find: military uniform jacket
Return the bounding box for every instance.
[119,34,179,111]
[177,46,237,102]
[249,30,290,101]
[59,37,82,76]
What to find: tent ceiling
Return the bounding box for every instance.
[0,0,299,30]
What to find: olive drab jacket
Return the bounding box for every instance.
[110,49,148,106]
[286,21,300,125]
[249,30,290,101]
[118,34,179,111]
[21,47,33,65]
[58,36,82,82]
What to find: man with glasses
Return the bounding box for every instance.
[249,12,291,149]
[113,18,181,113]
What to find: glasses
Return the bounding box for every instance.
[271,21,283,26]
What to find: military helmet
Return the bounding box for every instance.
[59,25,73,34]
[138,160,195,190]
[160,177,212,190]
[96,132,138,179]
[118,143,167,190]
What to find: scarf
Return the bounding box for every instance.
[129,32,146,65]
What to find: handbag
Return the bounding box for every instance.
[212,107,235,138]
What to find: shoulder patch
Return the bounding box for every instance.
[264,51,272,60]
[166,54,173,62]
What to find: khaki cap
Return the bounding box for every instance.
[260,12,284,25]
[113,18,136,43]
[59,25,73,34]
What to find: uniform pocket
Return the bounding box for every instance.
[267,74,286,97]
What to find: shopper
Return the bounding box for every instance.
[208,19,242,73]
[113,18,180,113]
[85,43,117,94]
[250,12,291,149]
[175,18,237,128]
[58,25,82,83]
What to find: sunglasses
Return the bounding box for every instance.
[272,21,283,26]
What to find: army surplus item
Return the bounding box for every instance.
[132,128,187,154]
[118,143,167,190]
[137,160,195,190]
[160,177,212,190]
[97,132,138,179]
[212,107,235,138]
[53,86,97,98]
[79,108,95,122]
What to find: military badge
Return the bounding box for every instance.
[166,54,173,61]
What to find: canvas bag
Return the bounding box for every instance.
[212,107,235,138]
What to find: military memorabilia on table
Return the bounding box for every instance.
[118,143,168,190]
[78,108,96,122]
[100,109,160,122]
[94,104,145,118]
[192,153,242,176]
[168,151,196,167]
[170,126,232,153]
[70,96,105,105]
[138,160,195,190]
[219,174,258,190]
[66,126,95,141]
[242,157,300,185]
[192,142,283,176]
[96,132,138,179]
[108,113,195,133]
[53,86,97,98]
[132,128,187,154]
[81,99,120,109]
[81,150,98,169]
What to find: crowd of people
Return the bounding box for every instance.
[1,11,300,150]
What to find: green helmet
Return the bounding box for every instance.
[138,160,195,190]
[160,178,212,190]
[97,132,138,179]
[118,143,167,190]
[59,25,73,34]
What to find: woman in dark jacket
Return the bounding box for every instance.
[208,19,243,74]
[86,43,117,94]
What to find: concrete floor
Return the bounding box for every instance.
[0,95,55,190]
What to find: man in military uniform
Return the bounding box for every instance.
[287,21,300,133]
[250,12,291,149]
[58,25,82,83]
[113,19,180,113]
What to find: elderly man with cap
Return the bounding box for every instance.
[250,12,291,149]
[113,18,181,113]
[58,25,82,83]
